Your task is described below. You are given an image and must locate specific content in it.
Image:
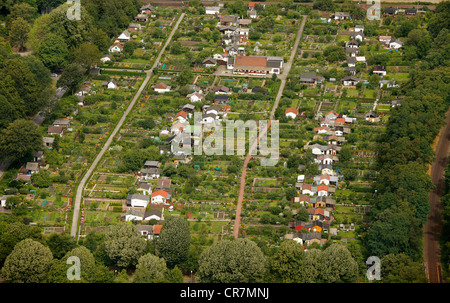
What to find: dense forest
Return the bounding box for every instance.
[0,0,141,164]
[364,1,450,281]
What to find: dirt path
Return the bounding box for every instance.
[423,108,450,283]
[233,15,307,239]
[70,13,186,239]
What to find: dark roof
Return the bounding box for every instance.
[343,76,359,81]
[126,194,150,201]
[266,60,282,68]
[214,94,229,100]
[144,209,162,218]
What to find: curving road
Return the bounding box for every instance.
[423,108,450,283]
[233,15,307,238]
[70,13,185,238]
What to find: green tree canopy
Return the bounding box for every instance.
[133,253,168,283]
[104,223,147,268]
[197,238,268,283]
[270,239,305,283]
[381,253,427,283]
[318,244,358,283]
[0,119,42,163]
[1,238,53,282]
[155,215,191,268]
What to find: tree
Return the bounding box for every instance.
[138,117,156,130]
[178,69,194,86]
[46,232,77,259]
[285,187,297,201]
[9,17,30,51]
[1,238,53,282]
[4,58,42,115]
[57,63,84,93]
[318,244,358,283]
[227,0,247,16]
[155,216,190,268]
[299,248,321,282]
[295,206,309,222]
[46,245,99,283]
[0,119,42,163]
[31,170,52,188]
[5,3,36,30]
[0,221,44,267]
[165,265,184,283]
[72,42,102,68]
[270,240,305,282]
[255,16,275,33]
[366,206,422,261]
[197,238,267,283]
[123,40,139,57]
[63,246,97,281]
[37,33,69,70]
[313,0,334,11]
[381,253,427,283]
[323,45,346,63]
[133,253,167,283]
[339,145,353,163]
[22,54,52,90]
[88,28,110,53]
[0,95,22,129]
[104,223,147,268]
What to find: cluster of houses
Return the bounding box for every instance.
[47,117,72,138]
[124,160,172,211]
[107,4,155,55]
[378,35,403,50]
[200,3,284,76]
[167,104,229,157]
[283,110,355,246]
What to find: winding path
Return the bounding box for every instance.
[70,13,186,238]
[233,15,307,238]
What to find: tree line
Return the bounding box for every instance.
[362,1,450,282]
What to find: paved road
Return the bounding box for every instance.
[423,108,450,283]
[233,15,307,239]
[70,13,186,238]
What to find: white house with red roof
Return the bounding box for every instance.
[285,108,298,119]
[151,190,170,205]
[317,184,329,197]
[176,110,189,123]
[171,122,186,135]
[152,82,171,93]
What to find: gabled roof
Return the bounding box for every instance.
[318,184,328,191]
[127,194,150,201]
[26,162,39,171]
[144,209,162,218]
[343,76,359,81]
[176,111,188,119]
[153,82,169,89]
[153,225,162,234]
[144,160,159,167]
[202,57,217,65]
[47,125,63,134]
[285,108,298,115]
[151,190,169,198]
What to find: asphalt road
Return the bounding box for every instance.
[423,109,450,283]
[70,13,186,239]
[233,15,307,239]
